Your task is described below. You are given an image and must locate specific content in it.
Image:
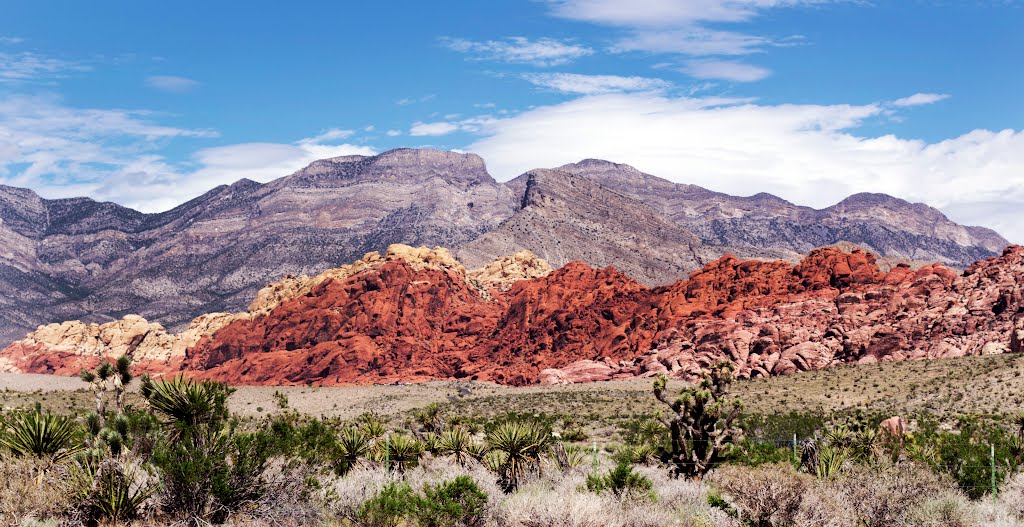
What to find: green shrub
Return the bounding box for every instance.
[414,476,489,527]
[356,481,416,527]
[585,462,654,500]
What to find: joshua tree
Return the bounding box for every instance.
[80,355,134,427]
[653,361,743,479]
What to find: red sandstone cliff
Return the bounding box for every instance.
[4,245,1024,385]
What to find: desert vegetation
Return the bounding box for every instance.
[4,357,1024,526]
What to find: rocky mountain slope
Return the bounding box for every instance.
[4,244,1023,386]
[559,159,1007,264]
[0,148,1008,347]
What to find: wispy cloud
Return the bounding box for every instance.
[890,93,951,107]
[546,0,827,85]
[410,121,460,136]
[522,72,671,95]
[683,59,770,82]
[612,28,773,56]
[440,36,593,67]
[396,94,435,106]
[145,75,199,93]
[409,115,497,137]
[0,51,90,82]
[0,93,375,212]
[548,0,829,26]
[299,128,355,144]
[0,36,24,45]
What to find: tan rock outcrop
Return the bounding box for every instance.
[467,250,552,292]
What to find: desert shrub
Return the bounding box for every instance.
[152,427,276,524]
[635,466,741,527]
[414,475,489,527]
[613,443,659,466]
[495,481,670,527]
[837,463,953,527]
[908,491,979,527]
[585,462,654,500]
[268,414,346,474]
[729,439,794,467]
[320,466,396,523]
[997,471,1024,520]
[708,463,808,527]
[356,481,416,527]
[738,411,826,444]
[620,416,668,448]
[0,454,70,526]
[790,484,855,527]
[913,415,1015,498]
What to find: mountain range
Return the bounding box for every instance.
[0,148,1007,347]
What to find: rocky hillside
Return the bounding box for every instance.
[4,244,1023,386]
[0,148,1008,346]
[559,159,1007,264]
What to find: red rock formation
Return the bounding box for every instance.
[5,245,1024,386]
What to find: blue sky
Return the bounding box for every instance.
[2,1,1023,240]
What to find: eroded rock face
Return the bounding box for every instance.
[0,246,550,377]
[5,245,1024,386]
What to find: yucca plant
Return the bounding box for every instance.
[815,445,848,480]
[563,444,588,468]
[0,409,82,463]
[72,458,152,525]
[482,450,508,473]
[140,375,232,432]
[339,426,372,470]
[376,433,424,473]
[358,413,388,439]
[437,426,476,465]
[486,421,551,492]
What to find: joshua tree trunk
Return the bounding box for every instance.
[92,380,106,428]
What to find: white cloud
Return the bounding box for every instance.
[0,51,89,82]
[440,36,593,67]
[549,0,827,26]
[409,115,497,137]
[548,0,822,77]
[145,75,199,93]
[890,93,951,107]
[0,36,24,45]
[410,121,460,136]
[684,59,771,82]
[522,73,671,94]
[0,94,375,212]
[299,128,355,144]
[467,92,1024,242]
[396,94,435,106]
[386,129,402,137]
[613,28,772,55]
